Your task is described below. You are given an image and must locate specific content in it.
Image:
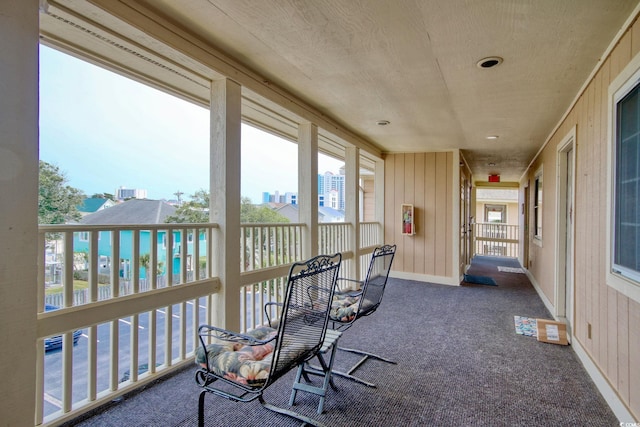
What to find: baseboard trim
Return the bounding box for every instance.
[389,270,459,286]
[571,338,636,423]
[526,270,636,423]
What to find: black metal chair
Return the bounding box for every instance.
[195,253,341,427]
[310,244,397,388]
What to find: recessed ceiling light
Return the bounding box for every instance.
[376,120,390,126]
[486,135,499,140]
[477,57,503,69]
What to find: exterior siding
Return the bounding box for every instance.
[524,17,640,420]
[384,152,455,284]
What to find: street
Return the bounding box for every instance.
[42,298,207,418]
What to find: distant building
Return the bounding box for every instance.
[475,188,519,225]
[115,186,147,200]
[263,190,297,204]
[77,197,116,216]
[74,199,205,279]
[318,170,345,210]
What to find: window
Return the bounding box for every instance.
[607,52,640,303]
[533,168,543,242]
[77,232,89,242]
[484,204,506,223]
[614,86,640,280]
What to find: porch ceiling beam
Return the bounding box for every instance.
[86,0,383,160]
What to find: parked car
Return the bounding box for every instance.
[44,304,82,352]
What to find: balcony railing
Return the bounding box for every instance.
[37,221,381,426]
[37,223,220,426]
[473,222,519,257]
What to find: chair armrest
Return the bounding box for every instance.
[336,277,364,292]
[334,289,363,298]
[264,301,283,327]
[198,324,275,346]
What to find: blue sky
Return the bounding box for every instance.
[39,45,343,203]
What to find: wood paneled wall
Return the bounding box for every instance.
[362,176,375,222]
[384,152,456,284]
[525,16,640,420]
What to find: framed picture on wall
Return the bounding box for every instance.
[401,203,415,235]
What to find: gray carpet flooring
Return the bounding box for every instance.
[69,256,617,427]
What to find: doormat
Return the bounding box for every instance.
[463,274,497,286]
[514,316,537,337]
[498,266,524,273]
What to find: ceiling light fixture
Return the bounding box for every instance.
[488,162,496,166]
[376,120,390,126]
[486,135,499,140]
[476,56,503,69]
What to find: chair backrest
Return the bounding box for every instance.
[357,244,396,318]
[267,253,341,386]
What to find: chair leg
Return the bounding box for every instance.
[324,346,396,388]
[338,345,397,374]
[259,395,327,427]
[198,390,207,427]
[290,330,341,414]
[289,363,305,407]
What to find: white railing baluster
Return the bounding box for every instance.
[62,331,73,413]
[87,325,97,402]
[90,232,99,302]
[240,282,247,331]
[64,231,73,307]
[192,297,199,353]
[180,301,187,360]
[149,310,157,375]
[150,228,158,290]
[111,231,120,299]
[130,314,139,382]
[166,231,174,286]
[109,320,119,392]
[165,304,172,366]
[132,231,140,294]
[194,229,201,280]
[180,228,188,285]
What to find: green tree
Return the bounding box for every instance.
[38,161,85,224]
[164,189,209,223]
[240,197,289,223]
[139,253,165,276]
[164,191,289,223]
[90,192,115,201]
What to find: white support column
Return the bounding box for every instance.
[298,123,319,260]
[374,158,385,243]
[346,146,360,279]
[0,1,38,425]
[210,78,241,331]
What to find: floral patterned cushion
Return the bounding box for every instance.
[330,293,361,322]
[195,326,277,388]
[196,326,314,389]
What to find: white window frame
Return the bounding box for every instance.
[607,51,640,303]
[533,166,543,246]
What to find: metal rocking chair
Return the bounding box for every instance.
[310,244,396,388]
[195,253,341,427]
